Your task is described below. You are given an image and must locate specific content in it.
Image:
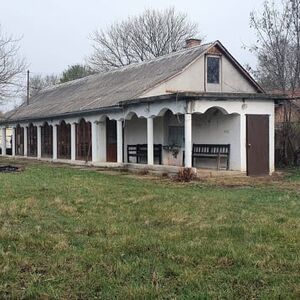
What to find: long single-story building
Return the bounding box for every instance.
[0,39,284,176]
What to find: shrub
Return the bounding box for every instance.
[176,167,196,182]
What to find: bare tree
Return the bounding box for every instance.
[0,24,26,102]
[88,7,199,71]
[250,0,300,166]
[29,74,59,97]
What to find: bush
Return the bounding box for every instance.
[176,167,196,182]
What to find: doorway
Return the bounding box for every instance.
[246,115,269,176]
[106,119,117,162]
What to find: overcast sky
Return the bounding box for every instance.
[0,0,266,110]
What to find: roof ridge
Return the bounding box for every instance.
[106,41,215,71]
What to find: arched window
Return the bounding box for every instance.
[76,119,92,161]
[57,121,71,159]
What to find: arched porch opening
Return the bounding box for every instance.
[57,121,71,159]
[160,109,185,167]
[124,113,147,164]
[27,123,37,157]
[76,118,92,161]
[192,107,240,170]
[15,124,24,156]
[41,122,53,158]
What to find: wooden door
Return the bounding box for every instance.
[106,119,117,162]
[57,122,71,159]
[15,126,24,156]
[246,115,269,176]
[27,124,37,157]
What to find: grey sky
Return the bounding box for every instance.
[0,0,265,110]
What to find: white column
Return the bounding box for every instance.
[71,122,76,161]
[269,111,275,173]
[184,113,192,168]
[23,126,28,156]
[117,119,123,163]
[12,127,15,157]
[37,125,42,159]
[240,114,247,172]
[99,120,107,162]
[147,117,154,165]
[1,127,6,156]
[91,121,99,162]
[53,125,57,160]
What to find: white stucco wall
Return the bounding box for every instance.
[192,112,240,170]
[221,55,257,93]
[141,52,257,98]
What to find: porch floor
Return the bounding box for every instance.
[2,155,245,178]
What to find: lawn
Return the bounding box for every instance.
[1,158,300,299]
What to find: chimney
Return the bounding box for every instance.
[185,38,202,48]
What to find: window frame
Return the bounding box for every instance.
[206,55,221,85]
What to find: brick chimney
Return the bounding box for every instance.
[185,38,202,48]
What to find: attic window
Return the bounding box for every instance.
[207,56,220,84]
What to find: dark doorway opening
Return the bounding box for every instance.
[246,115,270,176]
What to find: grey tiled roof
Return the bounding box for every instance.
[5,42,213,122]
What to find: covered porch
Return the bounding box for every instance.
[0,94,275,176]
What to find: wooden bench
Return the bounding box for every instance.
[192,144,230,170]
[0,148,12,155]
[127,144,162,164]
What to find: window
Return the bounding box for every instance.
[207,56,220,84]
[168,126,184,147]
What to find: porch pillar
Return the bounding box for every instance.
[147,117,154,165]
[240,114,247,172]
[117,119,123,163]
[1,127,6,156]
[99,120,106,162]
[184,113,192,168]
[53,125,57,160]
[23,126,28,157]
[71,122,76,161]
[269,112,275,173]
[91,121,99,162]
[12,127,15,157]
[37,125,42,159]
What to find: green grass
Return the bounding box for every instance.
[1,159,300,299]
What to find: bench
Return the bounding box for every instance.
[0,148,12,155]
[192,144,230,170]
[127,144,162,164]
